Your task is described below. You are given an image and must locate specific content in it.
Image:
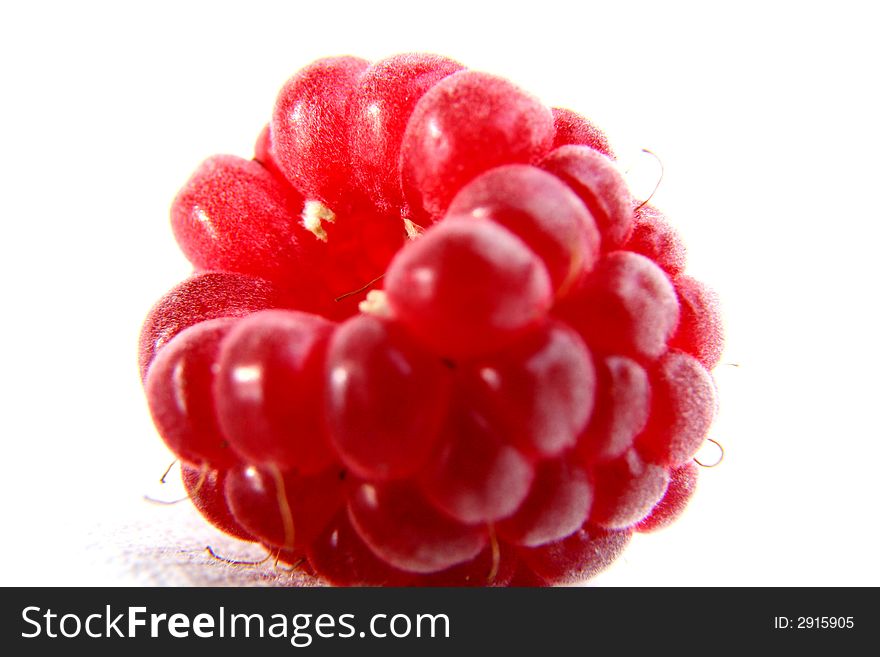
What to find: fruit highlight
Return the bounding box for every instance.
[140,52,724,586]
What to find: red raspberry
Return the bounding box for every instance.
[253,123,288,184]
[636,350,717,467]
[575,355,651,465]
[625,203,687,278]
[224,463,346,552]
[324,314,453,480]
[555,251,680,361]
[496,457,593,548]
[384,219,553,359]
[400,70,554,221]
[635,461,699,532]
[347,481,487,574]
[271,56,369,208]
[409,543,518,587]
[588,448,670,529]
[519,523,632,585]
[458,320,597,460]
[181,465,256,543]
[419,398,536,525]
[507,562,552,587]
[170,155,311,282]
[541,145,634,250]
[348,53,464,213]
[307,511,413,586]
[142,53,724,587]
[551,107,615,158]
[145,318,239,469]
[446,164,600,294]
[213,309,336,473]
[669,275,724,369]
[137,271,293,382]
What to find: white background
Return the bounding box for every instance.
[1,0,878,586]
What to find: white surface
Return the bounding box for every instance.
[1,0,878,586]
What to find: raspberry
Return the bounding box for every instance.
[349,53,464,213]
[555,251,680,361]
[419,398,536,525]
[224,463,346,552]
[635,461,699,533]
[253,124,287,183]
[307,511,413,586]
[541,145,633,249]
[588,448,670,529]
[325,314,452,480]
[271,56,369,208]
[575,355,651,465]
[669,275,724,370]
[384,219,553,359]
[551,107,614,158]
[170,155,310,282]
[496,457,593,547]
[508,563,552,587]
[347,481,487,574]
[459,320,596,460]
[137,271,292,382]
[181,464,256,543]
[213,309,336,473]
[141,52,724,587]
[626,203,687,278]
[410,543,518,587]
[400,70,554,221]
[519,523,632,585]
[446,164,600,294]
[636,350,717,467]
[145,318,239,469]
